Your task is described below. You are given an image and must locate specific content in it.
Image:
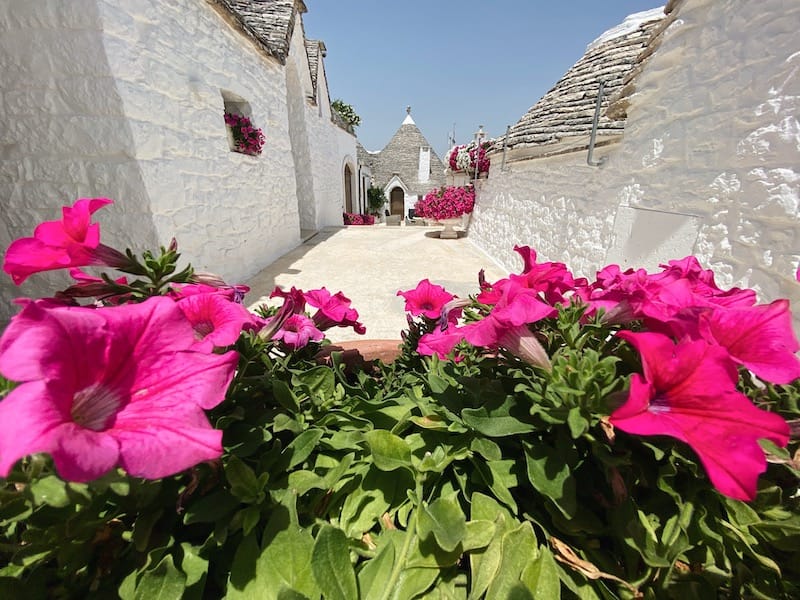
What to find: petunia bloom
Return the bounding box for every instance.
[177,293,255,351]
[698,299,800,384]
[418,326,466,361]
[305,287,366,334]
[2,198,131,284]
[463,281,555,369]
[0,297,238,482]
[610,331,790,500]
[272,314,324,350]
[397,279,455,320]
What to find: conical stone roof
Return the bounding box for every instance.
[370,113,446,196]
[502,7,665,158]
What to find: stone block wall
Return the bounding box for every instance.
[0,0,160,324]
[97,0,301,281]
[0,0,309,325]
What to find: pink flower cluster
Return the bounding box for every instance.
[268,285,365,350]
[400,246,799,501]
[342,213,375,226]
[414,185,475,221]
[446,142,491,175]
[0,198,294,483]
[224,112,265,156]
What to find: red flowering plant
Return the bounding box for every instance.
[414,184,476,221]
[2,200,800,598]
[224,112,265,156]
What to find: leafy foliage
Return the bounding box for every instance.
[331,99,361,129]
[367,186,386,215]
[1,232,800,598]
[1,287,798,598]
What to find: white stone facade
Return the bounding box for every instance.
[0,0,357,325]
[470,0,800,329]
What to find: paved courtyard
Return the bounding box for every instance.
[244,225,509,342]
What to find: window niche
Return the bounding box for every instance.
[221,91,264,156]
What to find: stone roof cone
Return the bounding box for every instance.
[369,107,446,195]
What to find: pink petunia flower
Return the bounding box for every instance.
[464,282,555,369]
[397,279,455,320]
[610,331,790,501]
[305,287,366,335]
[417,326,466,361]
[697,300,800,384]
[177,293,255,351]
[272,314,324,350]
[0,297,238,482]
[2,198,131,285]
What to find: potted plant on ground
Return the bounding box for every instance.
[414,185,476,238]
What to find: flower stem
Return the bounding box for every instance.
[379,479,423,600]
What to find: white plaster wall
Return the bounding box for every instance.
[0,0,160,326]
[469,153,617,276]
[609,0,799,312]
[286,18,317,231]
[96,0,301,283]
[292,20,357,229]
[471,0,800,329]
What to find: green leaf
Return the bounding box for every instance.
[29,475,70,507]
[288,470,326,496]
[311,525,358,600]
[179,543,209,600]
[391,566,438,600]
[228,527,320,599]
[364,430,412,472]
[520,545,561,599]
[295,366,336,405]
[273,379,301,411]
[418,497,467,552]
[357,534,397,600]
[523,440,577,518]
[470,437,502,461]
[462,401,536,437]
[469,514,506,600]
[133,510,164,552]
[134,554,187,600]
[183,490,239,524]
[566,407,588,438]
[462,519,496,551]
[486,522,538,599]
[472,459,518,513]
[226,455,263,502]
[284,429,324,469]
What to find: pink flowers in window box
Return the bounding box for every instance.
[414,185,475,221]
[224,112,265,156]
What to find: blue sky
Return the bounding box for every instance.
[303,1,663,158]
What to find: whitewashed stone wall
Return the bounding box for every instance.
[0,0,311,326]
[469,153,617,277]
[471,0,800,329]
[98,0,300,281]
[286,20,318,232]
[286,20,357,230]
[0,0,161,324]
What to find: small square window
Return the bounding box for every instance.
[221,91,264,156]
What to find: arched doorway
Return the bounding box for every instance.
[390,187,404,216]
[344,165,353,213]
